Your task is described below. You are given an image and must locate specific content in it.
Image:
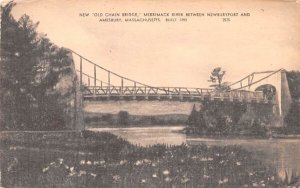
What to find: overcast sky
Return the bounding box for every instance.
[9,0,300,87]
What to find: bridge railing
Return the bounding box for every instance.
[82,86,214,96]
[82,86,271,103]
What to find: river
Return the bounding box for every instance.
[90,125,300,183]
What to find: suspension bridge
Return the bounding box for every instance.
[70,50,292,116]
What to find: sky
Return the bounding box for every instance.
[5,0,300,88]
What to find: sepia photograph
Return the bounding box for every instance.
[1,0,300,187]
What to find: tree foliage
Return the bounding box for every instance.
[0,2,73,130]
[208,67,230,91]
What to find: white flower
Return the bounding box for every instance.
[253,183,258,187]
[120,160,127,165]
[218,180,223,184]
[93,161,99,165]
[80,160,85,165]
[236,162,241,166]
[78,170,87,176]
[200,158,208,161]
[68,171,77,177]
[203,175,210,179]
[181,177,190,183]
[164,177,171,182]
[58,158,63,164]
[207,157,214,161]
[42,166,49,173]
[70,167,74,171]
[141,179,146,183]
[113,175,121,182]
[261,183,265,187]
[223,178,228,183]
[143,159,151,164]
[90,173,97,178]
[152,173,157,178]
[135,160,143,166]
[86,161,92,165]
[100,160,106,165]
[163,170,170,175]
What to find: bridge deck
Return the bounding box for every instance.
[82,86,273,104]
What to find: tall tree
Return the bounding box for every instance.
[0,2,73,130]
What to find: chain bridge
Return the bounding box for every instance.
[70,50,292,117]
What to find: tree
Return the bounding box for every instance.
[0,2,73,130]
[208,67,230,91]
[187,104,207,131]
[118,111,129,126]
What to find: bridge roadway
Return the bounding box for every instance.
[82,86,272,104]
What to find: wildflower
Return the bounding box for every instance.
[152,163,156,167]
[143,159,151,164]
[80,160,85,165]
[207,157,213,161]
[135,160,143,166]
[218,180,223,184]
[220,160,224,164]
[215,153,220,156]
[113,175,121,183]
[181,176,190,184]
[50,162,55,166]
[120,160,127,165]
[152,173,157,178]
[141,179,146,183]
[203,175,210,179]
[90,173,97,178]
[70,167,74,171]
[236,162,241,166]
[192,156,197,159]
[93,161,99,165]
[223,178,229,183]
[86,161,92,165]
[42,166,49,173]
[58,158,63,164]
[78,170,87,176]
[249,172,253,176]
[261,184,265,187]
[68,170,77,177]
[64,165,69,169]
[100,160,105,165]
[164,177,171,182]
[163,170,170,175]
[253,183,258,187]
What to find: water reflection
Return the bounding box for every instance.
[89,126,187,146]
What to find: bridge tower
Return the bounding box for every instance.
[229,69,292,125]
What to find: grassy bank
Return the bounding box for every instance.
[0,131,285,187]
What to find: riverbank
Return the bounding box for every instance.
[84,112,188,127]
[0,130,287,187]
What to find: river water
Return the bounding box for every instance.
[90,125,300,183]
